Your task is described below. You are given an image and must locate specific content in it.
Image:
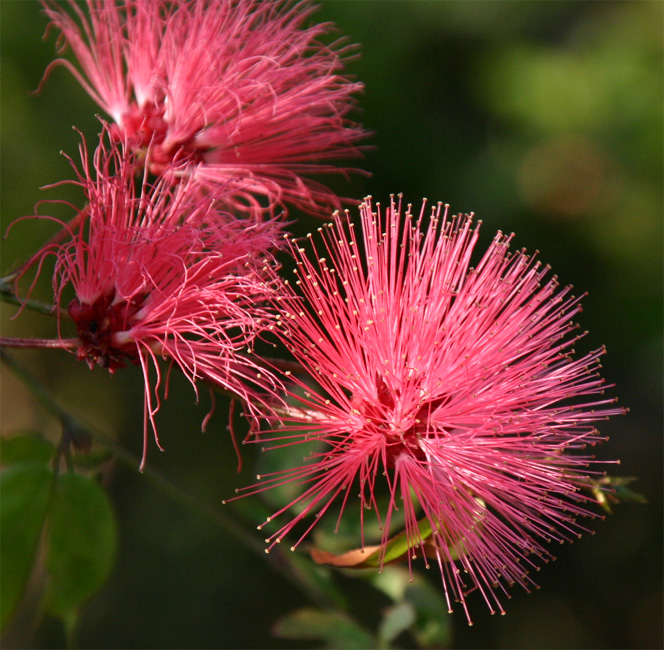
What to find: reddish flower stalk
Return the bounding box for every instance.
[235,195,625,623]
[0,337,79,349]
[13,126,285,467]
[40,0,369,217]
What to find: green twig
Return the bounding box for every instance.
[0,281,67,318]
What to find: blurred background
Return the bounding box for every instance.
[1,1,662,648]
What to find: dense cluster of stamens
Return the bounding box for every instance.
[41,0,369,216]
[3,0,625,629]
[68,291,147,371]
[231,195,623,623]
[23,126,285,466]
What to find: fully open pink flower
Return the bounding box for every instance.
[41,0,368,216]
[19,127,284,466]
[236,196,624,622]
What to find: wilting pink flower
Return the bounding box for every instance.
[19,127,284,466]
[236,196,624,622]
[41,0,368,216]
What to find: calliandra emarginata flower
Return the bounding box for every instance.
[40,0,369,217]
[15,128,284,468]
[234,196,624,623]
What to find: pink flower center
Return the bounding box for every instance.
[383,424,428,468]
[356,376,433,468]
[68,291,147,371]
[114,102,211,172]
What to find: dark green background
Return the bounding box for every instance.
[1,1,662,648]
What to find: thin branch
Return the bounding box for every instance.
[0,337,78,349]
[0,281,67,318]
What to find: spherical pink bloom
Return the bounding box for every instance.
[19,127,284,466]
[236,196,624,622]
[40,0,368,217]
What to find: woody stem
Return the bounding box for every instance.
[0,337,79,349]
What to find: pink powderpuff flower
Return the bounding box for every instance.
[40,0,369,217]
[17,126,285,467]
[235,195,625,623]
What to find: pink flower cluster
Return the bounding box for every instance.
[7,0,623,623]
[235,196,624,622]
[21,0,368,461]
[29,128,284,465]
[41,0,368,216]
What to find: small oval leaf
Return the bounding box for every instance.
[372,567,454,649]
[0,463,52,629]
[310,517,436,569]
[44,473,117,619]
[273,607,374,649]
[0,434,55,467]
[378,601,416,647]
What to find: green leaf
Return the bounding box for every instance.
[378,601,416,648]
[311,517,437,569]
[372,567,453,649]
[0,463,52,629]
[611,480,647,504]
[44,473,117,620]
[0,433,55,466]
[273,607,375,649]
[380,518,434,566]
[404,575,453,648]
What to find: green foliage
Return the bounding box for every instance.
[0,433,56,465]
[274,564,454,649]
[0,463,52,628]
[273,607,375,649]
[590,476,648,515]
[286,550,349,610]
[364,518,435,569]
[377,601,416,649]
[0,436,117,637]
[44,473,117,621]
[310,517,435,570]
[373,567,453,649]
